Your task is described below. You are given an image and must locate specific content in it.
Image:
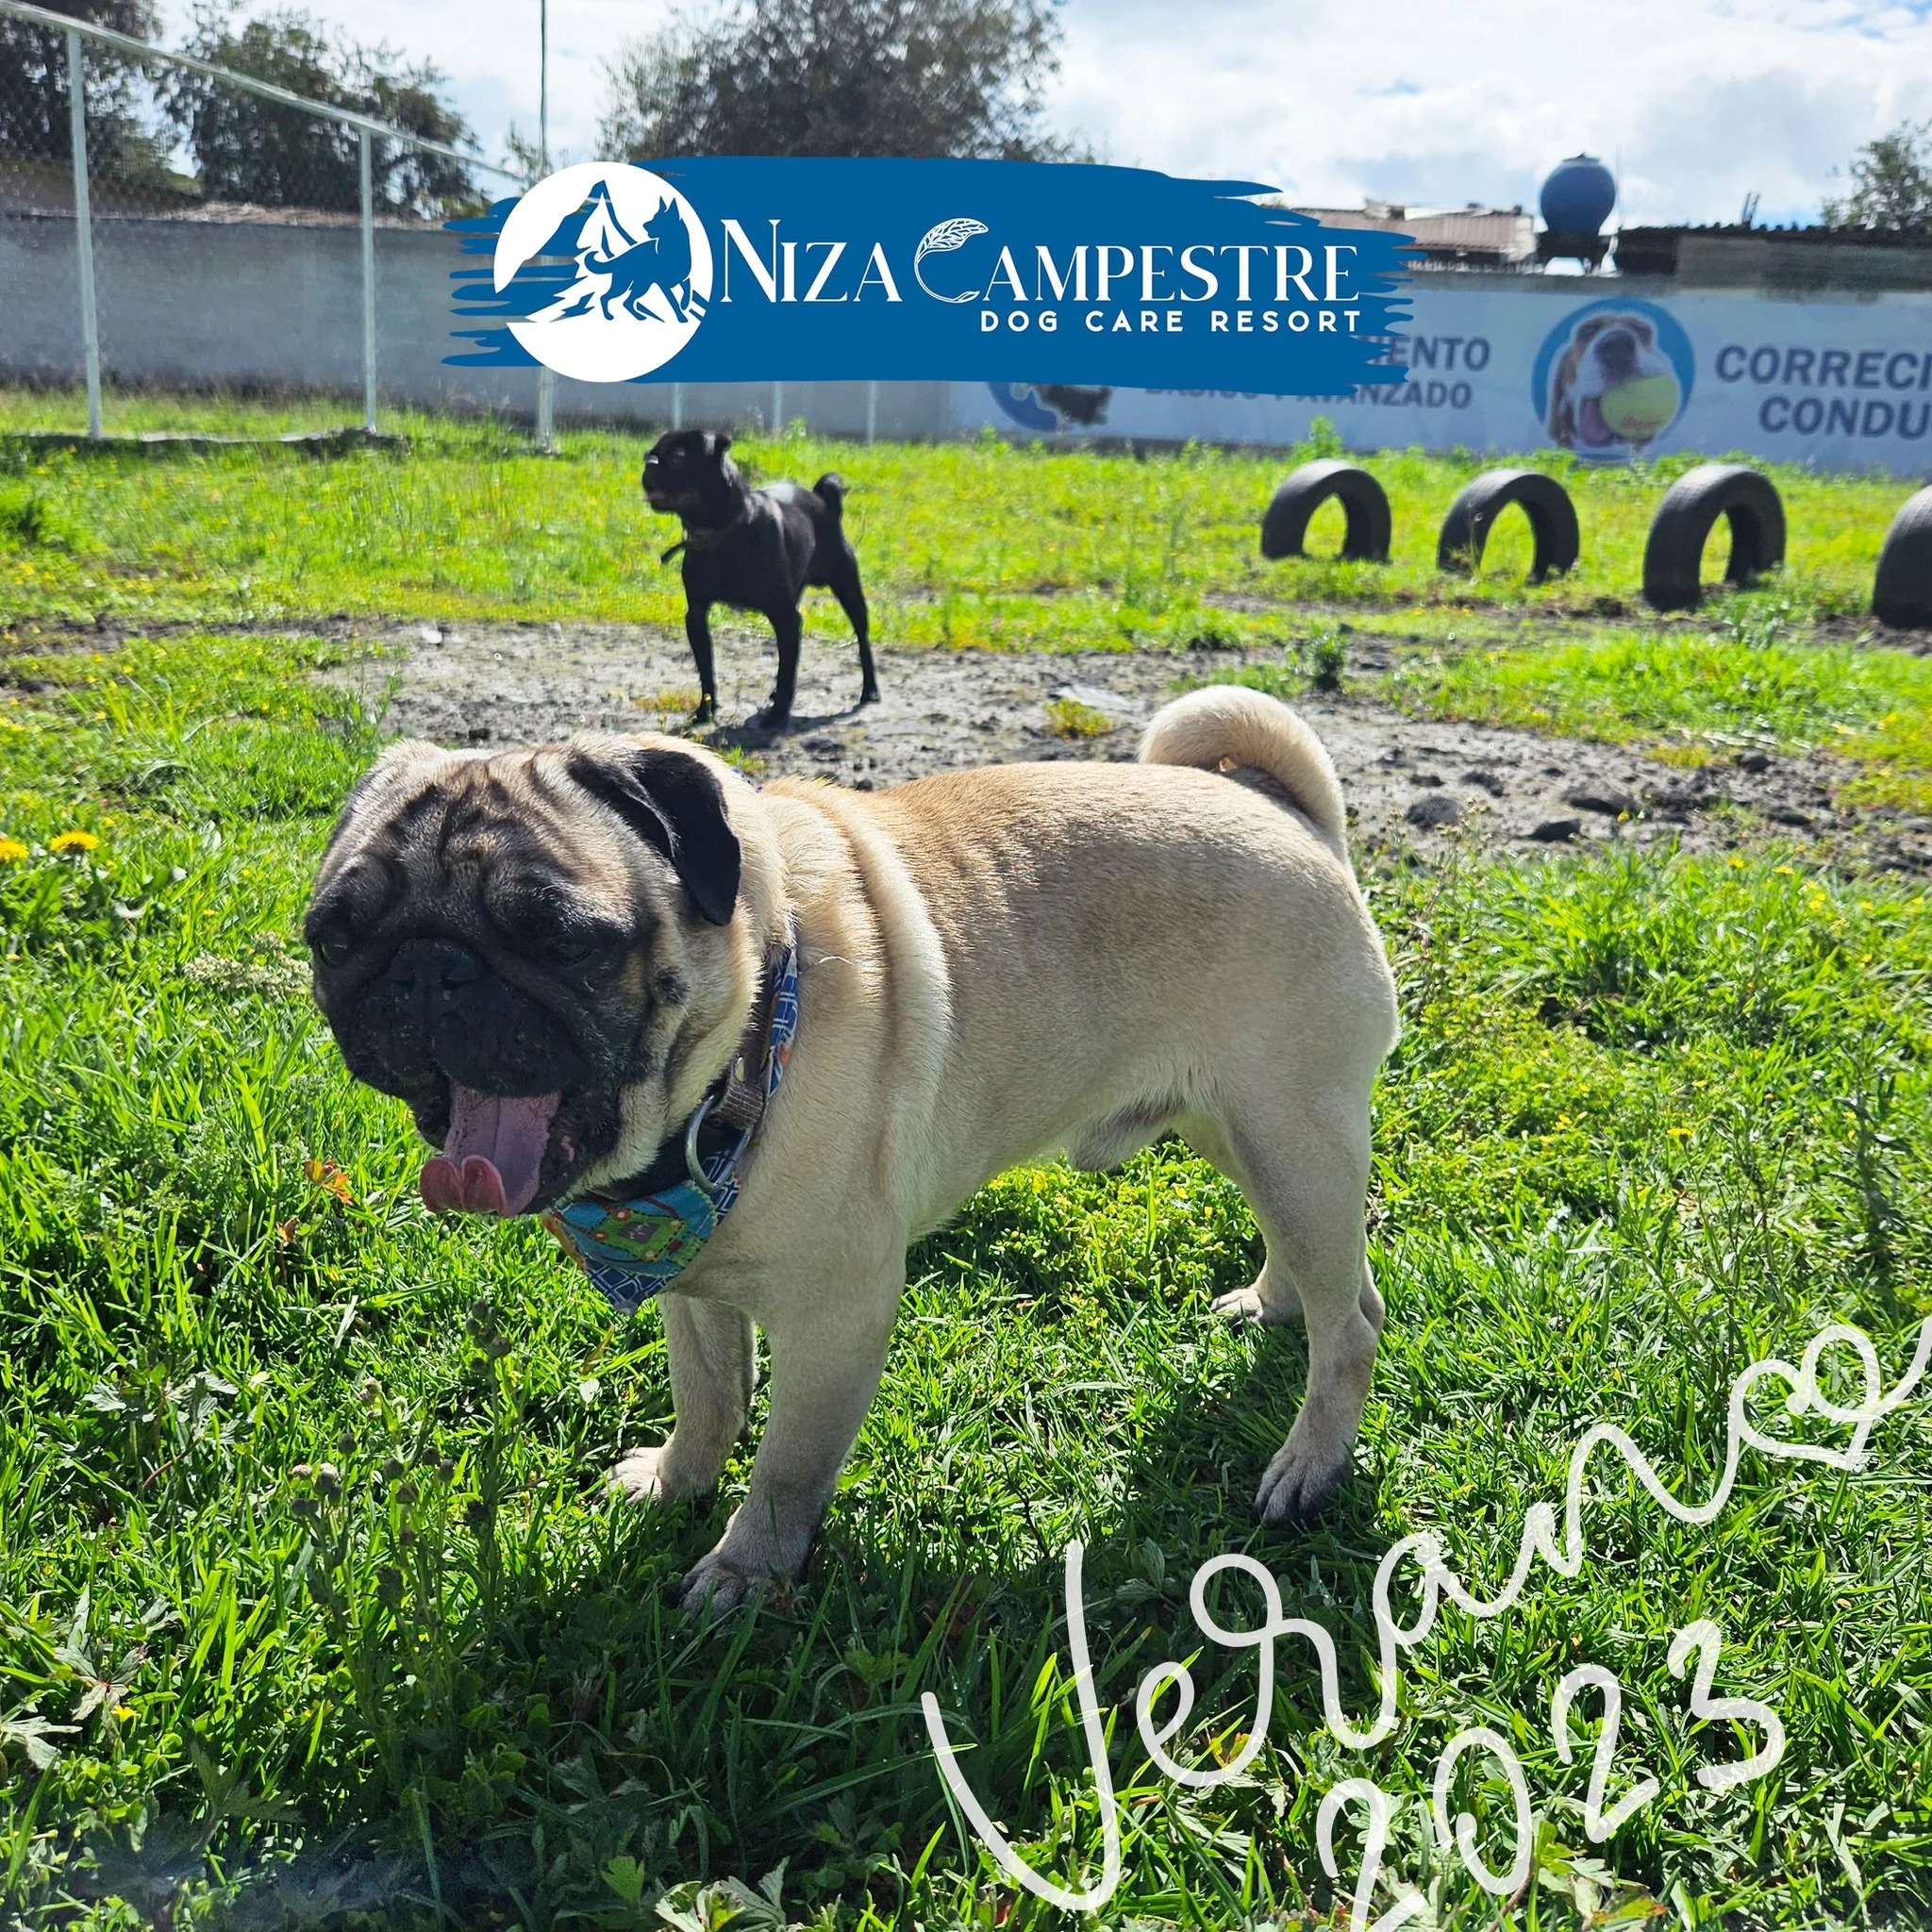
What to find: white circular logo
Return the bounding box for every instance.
[495,162,713,383]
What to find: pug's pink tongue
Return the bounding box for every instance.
[421,1087,561,1217]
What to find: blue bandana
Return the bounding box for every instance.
[541,940,800,1312]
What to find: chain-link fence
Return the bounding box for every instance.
[0,0,525,439]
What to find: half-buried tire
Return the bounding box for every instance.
[1260,459,1391,562]
[1873,485,1932,629]
[1642,463,1786,610]
[1437,468,1579,583]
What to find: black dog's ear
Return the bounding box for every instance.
[711,431,733,456]
[567,745,741,925]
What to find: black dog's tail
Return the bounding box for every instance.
[811,473,847,519]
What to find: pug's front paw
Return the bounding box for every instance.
[1254,1427,1352,1527]
[1210,1287,1265,1325]
[676,1547,771,1618]
[608,1444,706,1508]
[1211,1286,1304,1327]
[1210,1268,1304,1328]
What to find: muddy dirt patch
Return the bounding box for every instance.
[333,619,1928,870]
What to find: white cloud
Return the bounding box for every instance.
[154,0,1932,225]
[1050,0,1932,226]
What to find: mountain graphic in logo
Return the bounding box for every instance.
[534,181,707,326]
[495,163,715,383]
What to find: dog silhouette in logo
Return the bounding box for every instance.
[549,184,707,326]
[1546,312,1680,455]
[1036,384,1111,426]
[986,383,1114,434]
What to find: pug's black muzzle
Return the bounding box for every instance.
[335,938,588,1099]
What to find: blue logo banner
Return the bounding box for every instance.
[445,159,1412,395]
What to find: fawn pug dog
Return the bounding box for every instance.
[304,687,1399,1612]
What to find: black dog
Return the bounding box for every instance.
[642,429,878,729]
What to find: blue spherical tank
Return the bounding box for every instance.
[1540,155,1617,236]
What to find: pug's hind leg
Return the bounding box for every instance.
[1229,1105,1381,1528]
[1181,1111,1305,1330]
[609,1295,756,1507]
[676,1272,901,1615]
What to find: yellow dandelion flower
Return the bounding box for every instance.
[49,828,99,855]
[0,837,27,863]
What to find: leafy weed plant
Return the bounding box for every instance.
[1041,695,1111,740]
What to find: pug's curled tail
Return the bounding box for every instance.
[812,473,847,519]
[1139,685,1349,863]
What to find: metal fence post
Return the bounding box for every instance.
[866,379,877,445]
[358,127,376,432]
[772,380,782,434]
[672,382,683,430]
[534,0,555,453]
[66,26,102,438]
[536,367,555,452]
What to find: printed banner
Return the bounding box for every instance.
[444,159,1412,394]
[958,285,1932,476]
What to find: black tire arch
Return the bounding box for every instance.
[1642,463,1787,611]
[1436,468,1580,583]
[1259,459,1392,563]
[1872,484,1932,629]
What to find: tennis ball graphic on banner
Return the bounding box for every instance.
[1598,372,1680,441]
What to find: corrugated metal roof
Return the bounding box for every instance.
[1274,202,1536,264]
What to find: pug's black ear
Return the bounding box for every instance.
[712,432,733,456]
[568,746,741,925]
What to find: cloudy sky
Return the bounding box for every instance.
[158,0,1932,227]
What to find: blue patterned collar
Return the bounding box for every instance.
[541,933,800,1312]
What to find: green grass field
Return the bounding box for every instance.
[1,411,1929,1931]
[1234,617,1932,814]
[0,388,1914,642]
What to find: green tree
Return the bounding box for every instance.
[1822,120,1932,231]
[0,0,169,180]
[159,4,478,217]
[598,0,1077,162]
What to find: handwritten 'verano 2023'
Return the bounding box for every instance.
[923,1316,1932,1919]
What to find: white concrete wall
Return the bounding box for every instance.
[0,211,953,438]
